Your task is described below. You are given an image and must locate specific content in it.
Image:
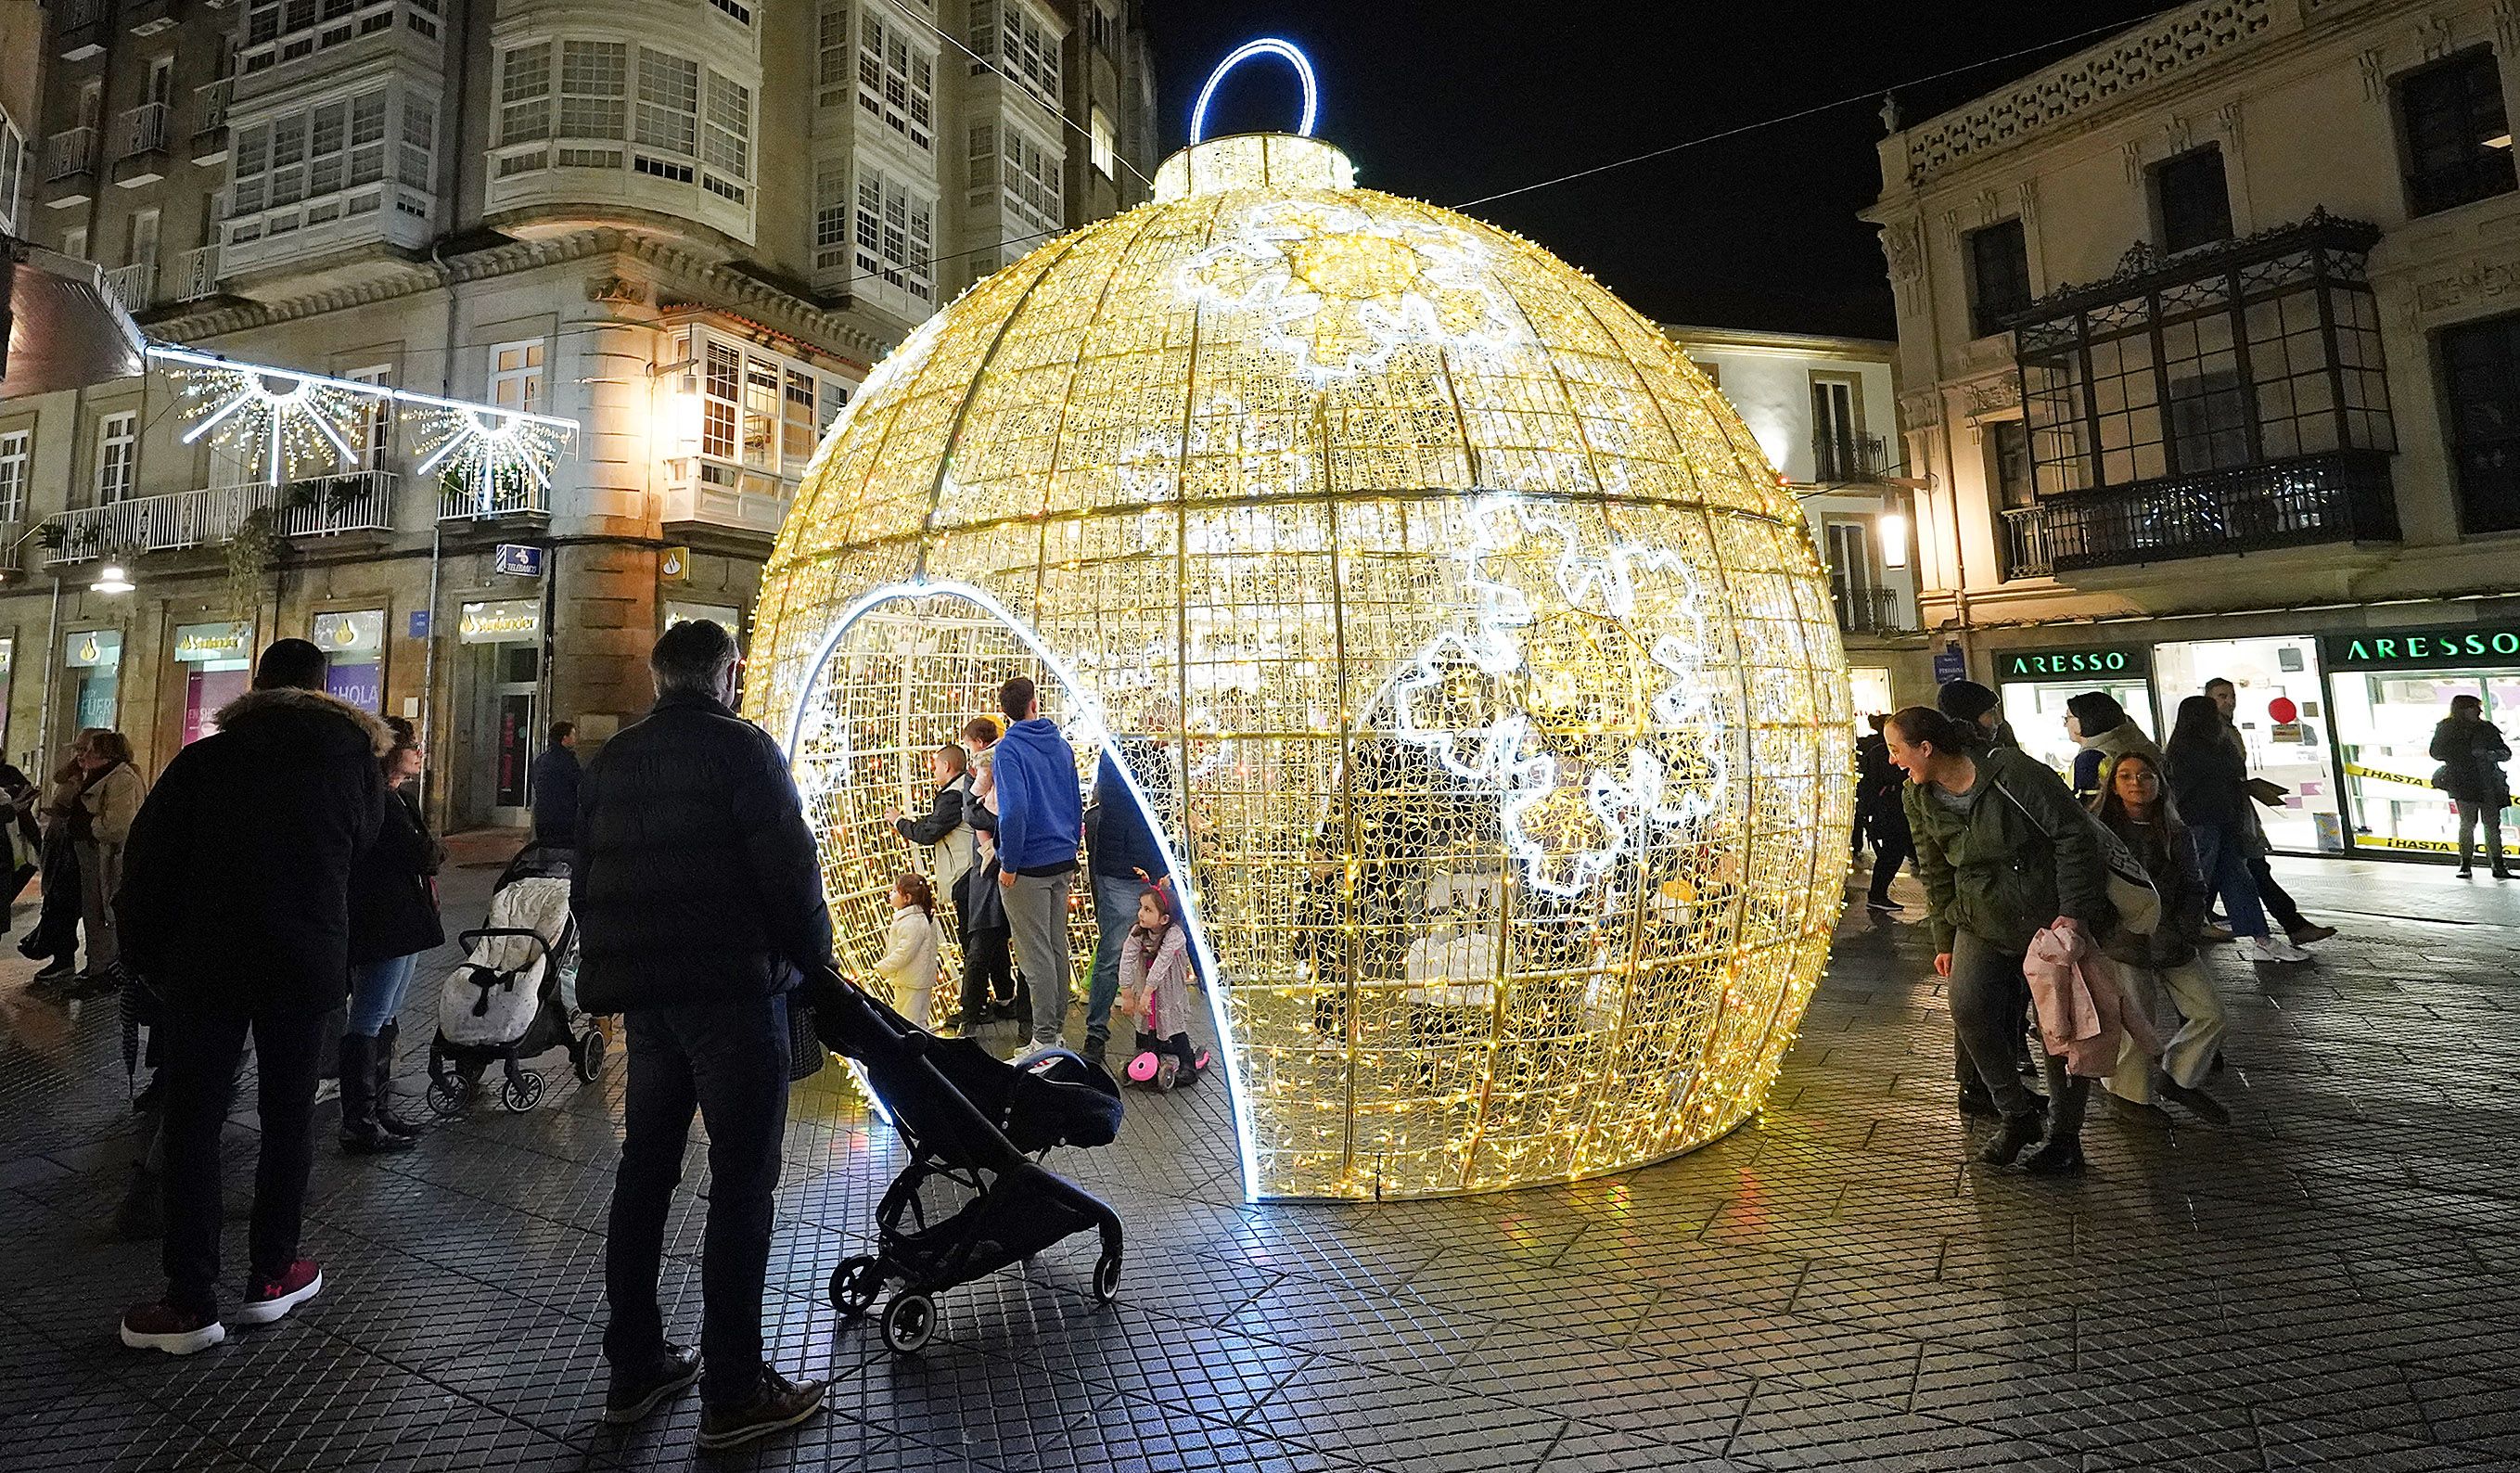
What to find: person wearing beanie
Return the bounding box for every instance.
[1938,679,2018,752]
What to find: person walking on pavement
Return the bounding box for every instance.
[982,676,1084,1050]
[20,742,95,993]
[113,639,391,1354]
[2431,693,2514,879]
[2091,752,2232,1125]
[2205,678,2335,942]
[2167,696,2311,964]
[1084,744,1169,1064]
[887,742,976,1024]
[1890,705,2106,1173]
[2065,691,2162,805]
[573,620,831,1449]
[1938,680,2019,751]
[339,721,443,1153]
[1851,718,1882,860]
[1855,713,1912,912]
[63,729,146,1000]
[529,722,582,851]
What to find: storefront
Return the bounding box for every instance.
[457,598,544,828]
[2152,634,2343,853]
[1992,643,2160,781]
[171,621,255,745]
[63,629,122,737]
[313,609,386,714]
[2323,625,2520,862]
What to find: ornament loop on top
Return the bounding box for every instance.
[1190,38,1318,143]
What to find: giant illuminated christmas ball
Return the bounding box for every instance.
[746,114,1853,1200]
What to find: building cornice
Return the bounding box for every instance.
[145,229,895,362]
[1660,324,1897,362]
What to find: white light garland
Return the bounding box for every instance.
[144,345,579,498]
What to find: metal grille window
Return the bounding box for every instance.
[2441,311,2520,534]
[1000,1,1059,107]
[813,163,851,272]
[2398,48,2517,217]
[817,2,851,109]
[635,50,698,157]
[1001,123,1059,229]
[1967,219,2031,339]
[398,95,434,194]
[226,85,391,235]
[239,0,404,74]
[560,42,628,143]
[499,44,553,147]
[2154,146,2233,254]
[701,73,748,200]
[2013,213,2394,497]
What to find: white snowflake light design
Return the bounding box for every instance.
[406,398,577,514]
[157,346,382,486]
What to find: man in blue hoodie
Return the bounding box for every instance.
[988,675,1083,1048]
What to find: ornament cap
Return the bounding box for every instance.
[1153,133,1356,202]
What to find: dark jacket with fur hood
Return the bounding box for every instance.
[118,685,391,1014]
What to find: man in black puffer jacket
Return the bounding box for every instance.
[573,620,833,1452]
[113,639,390,1356]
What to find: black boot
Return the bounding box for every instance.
[373,1022,419,1139]
[338,1035,411,1155]
[1975,1109,2043,1166]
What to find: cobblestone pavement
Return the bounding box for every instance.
[2,840,2517,1472]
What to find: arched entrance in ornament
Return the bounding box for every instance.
[779,582,1253,1201]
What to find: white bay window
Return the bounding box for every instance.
[491,37,752,211]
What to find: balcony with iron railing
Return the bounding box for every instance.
[44,127,97,178]
[47,471,398,563]
[172,244,223,302]
[1998,449,2398,580]
[1811,431,1889,484]
[102,262,156,314]
[55,0,106,58]
[438,478,550,522]
[114,104,173,187]
[192,81,233,164]
[660,455,789,538]
[1831,583,1918,638]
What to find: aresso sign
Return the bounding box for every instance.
[1997,646,2149,679]
[2322,627,2520,671]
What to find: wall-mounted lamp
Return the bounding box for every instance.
[1877,512,1909,570]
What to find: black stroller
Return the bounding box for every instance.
[812,978,1125,1353]
[424,843,606,1116]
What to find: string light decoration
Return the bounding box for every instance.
[157,346,381,486]
[143,345,578,504]
[405,398,577,515]
[747,117,1853,1202]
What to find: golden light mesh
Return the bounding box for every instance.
[747,134,1853,1201]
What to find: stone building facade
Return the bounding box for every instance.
[5,0,1157,828]
[1866,0,2520,860]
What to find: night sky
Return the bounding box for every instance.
[1144,1,2177,340]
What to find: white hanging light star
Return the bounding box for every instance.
[155,346,381,486]
[403,394,576,515]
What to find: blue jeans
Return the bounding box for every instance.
[1084,870,1145,1051]
[604,994,789,1407]
[2190,823,2270,939]
[345,954,420,1038]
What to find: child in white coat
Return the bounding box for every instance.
[875,871,947,1029]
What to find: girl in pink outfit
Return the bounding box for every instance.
[1116,885,1206,1090]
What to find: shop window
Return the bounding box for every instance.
[2441,310,2520,534]
[312,608,385,711]
[1966,218,2031,339]
[2154,146,2233,254]
[2397,47,2516,217]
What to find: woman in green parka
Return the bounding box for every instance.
[1889,705,2112,1173]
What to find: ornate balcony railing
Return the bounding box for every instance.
[44,127,97,181]
[173,244,222,301]
[1832,584,1916,636]
[1999,449,2398,579]
[1812,432,1887,484]
[48,471,397,562]
[102,262,155,313]
[438,478,549,521]
[118,103,169,159]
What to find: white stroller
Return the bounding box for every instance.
[424,844,607,1115]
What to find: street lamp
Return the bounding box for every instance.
[94,563,134,594]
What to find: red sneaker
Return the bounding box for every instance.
[120,1300,224,1355]
[234,1261,323,1326]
